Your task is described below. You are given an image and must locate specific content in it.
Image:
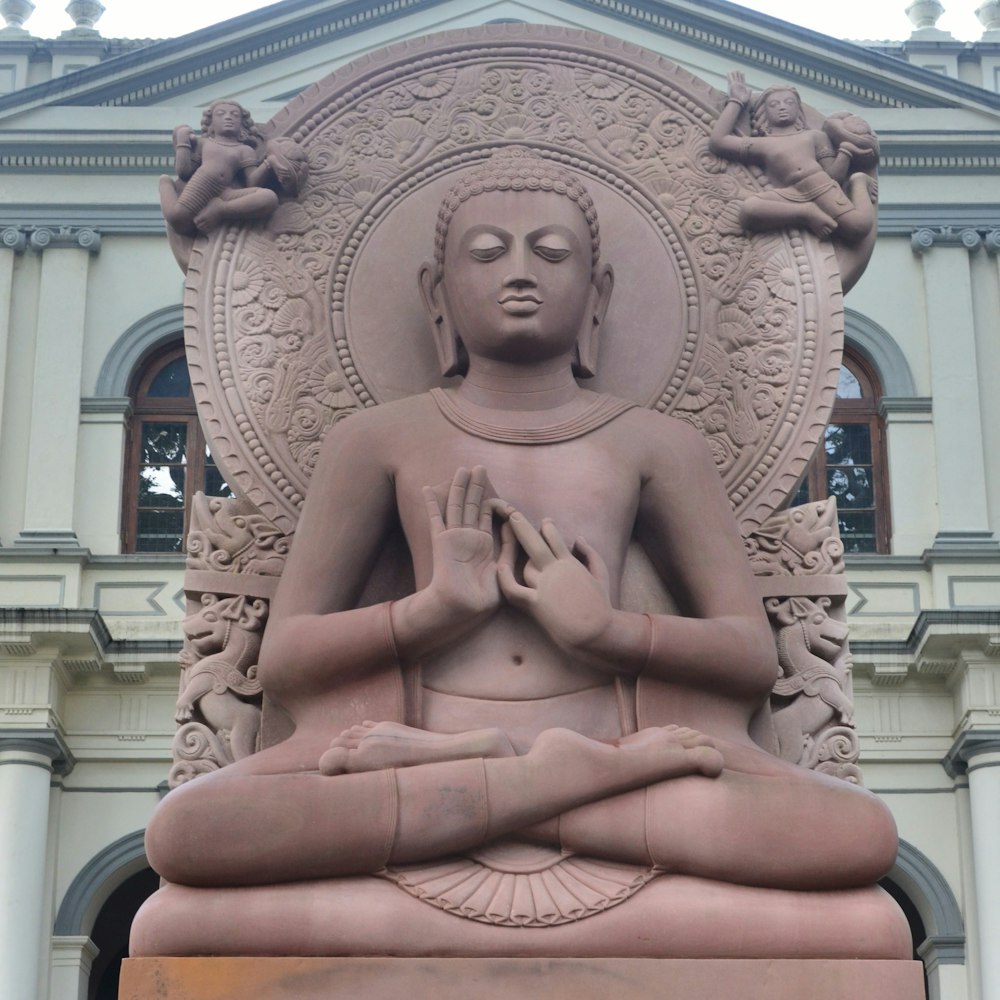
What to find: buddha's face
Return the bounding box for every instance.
[436,189,600,367]
[762,90,800,128]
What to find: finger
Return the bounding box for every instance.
[506,511,555,566]
[497,559,534,608]
[574,536,610,590]
[498,520,518,569]
[423,486,445,533]
[540,519,572,559]
[446,467,470,529]
[482,494,512,532]
[464,466,487,528]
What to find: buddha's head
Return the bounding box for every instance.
[419,148,613,379]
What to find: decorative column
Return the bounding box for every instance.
[14,227,100,549]
[944,731,1000,1000]
[911,228,997,553]
[0,730,74,1000]
[0,230,26,546]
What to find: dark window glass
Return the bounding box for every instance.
[147,356,192,397]
[790,350,890,554]
[124,344,234,553]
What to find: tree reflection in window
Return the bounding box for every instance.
[791,350,889,553]
[125,344,233,552]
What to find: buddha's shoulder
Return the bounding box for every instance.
[338,393,437,428]
[604,404,715,471]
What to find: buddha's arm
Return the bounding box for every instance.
[631,420,777,700]
[256,418,402,705]
[258,429,505,706]
[499,419,775,702]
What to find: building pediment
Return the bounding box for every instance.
[1,0,999,127]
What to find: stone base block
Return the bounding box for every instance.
[120,957,924,999]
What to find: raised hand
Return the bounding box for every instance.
[727,70,752,107]
[391,466,512,659]
[423,465,509,619]
[497,511,615,655]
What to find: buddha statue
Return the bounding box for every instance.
[133,150,909,960]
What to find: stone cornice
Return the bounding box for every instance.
[0,728,76,775]
[942,729,1000,777]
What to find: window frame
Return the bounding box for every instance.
[796,348,891,554]
[122,342,212,554]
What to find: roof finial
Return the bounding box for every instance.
[0,0,35,33]
[905,0,945,30]
[65,0,105,32]
[977,1,1000,33]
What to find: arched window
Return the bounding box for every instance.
[123,342,232,553]
[792,349,890,554]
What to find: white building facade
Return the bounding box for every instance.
[0,1,999,998]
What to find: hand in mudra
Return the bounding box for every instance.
[498,511,615,654]
[423,465,512,621]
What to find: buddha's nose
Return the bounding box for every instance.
[503,244,537,287]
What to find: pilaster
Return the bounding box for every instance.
[912,228,997,554]
[0,730,73,1000]
[944,732,1000,1000]
[50,936,99,1000]
[879,396,935,554]
[0,229,25,546]
[13,227,100,550]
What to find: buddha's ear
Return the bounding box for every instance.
[573,263,614,380]
[418,260,466,378]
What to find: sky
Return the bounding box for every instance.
[14,0,987,42]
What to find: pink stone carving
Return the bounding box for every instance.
[137,26,905,962]
[160,99,308,270]
[709,71,879,292]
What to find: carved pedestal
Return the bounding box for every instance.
[120,957,924,999]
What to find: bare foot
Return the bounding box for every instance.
[194,200,225,232]
[801,203,838,238]
[319,721,516,775]
[526,727,724,802]
[849,171,878,204]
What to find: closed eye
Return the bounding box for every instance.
[470,245,506,262]
[533,246,571,262]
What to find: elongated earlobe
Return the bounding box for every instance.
[573,263,614,379]
[418,261,466,378]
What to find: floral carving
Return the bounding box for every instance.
[184,25,844,541]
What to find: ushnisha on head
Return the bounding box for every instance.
[200,99,258,144]
[420,148,613,381]
[751,86,806,135]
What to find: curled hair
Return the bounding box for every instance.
[433,147,600,279]
[751,86,806,136]
[200,99,259,146]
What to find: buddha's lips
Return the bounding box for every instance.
[498,293,542,314]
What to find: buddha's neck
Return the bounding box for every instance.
[458,359,583,412]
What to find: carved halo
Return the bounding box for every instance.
[183,24,843,537]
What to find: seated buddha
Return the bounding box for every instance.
[134,150,908,959]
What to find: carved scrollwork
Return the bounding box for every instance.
[746,499,845,577]
[169,592,267,787]
[186,492,291,577]
[764,592,859,779]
